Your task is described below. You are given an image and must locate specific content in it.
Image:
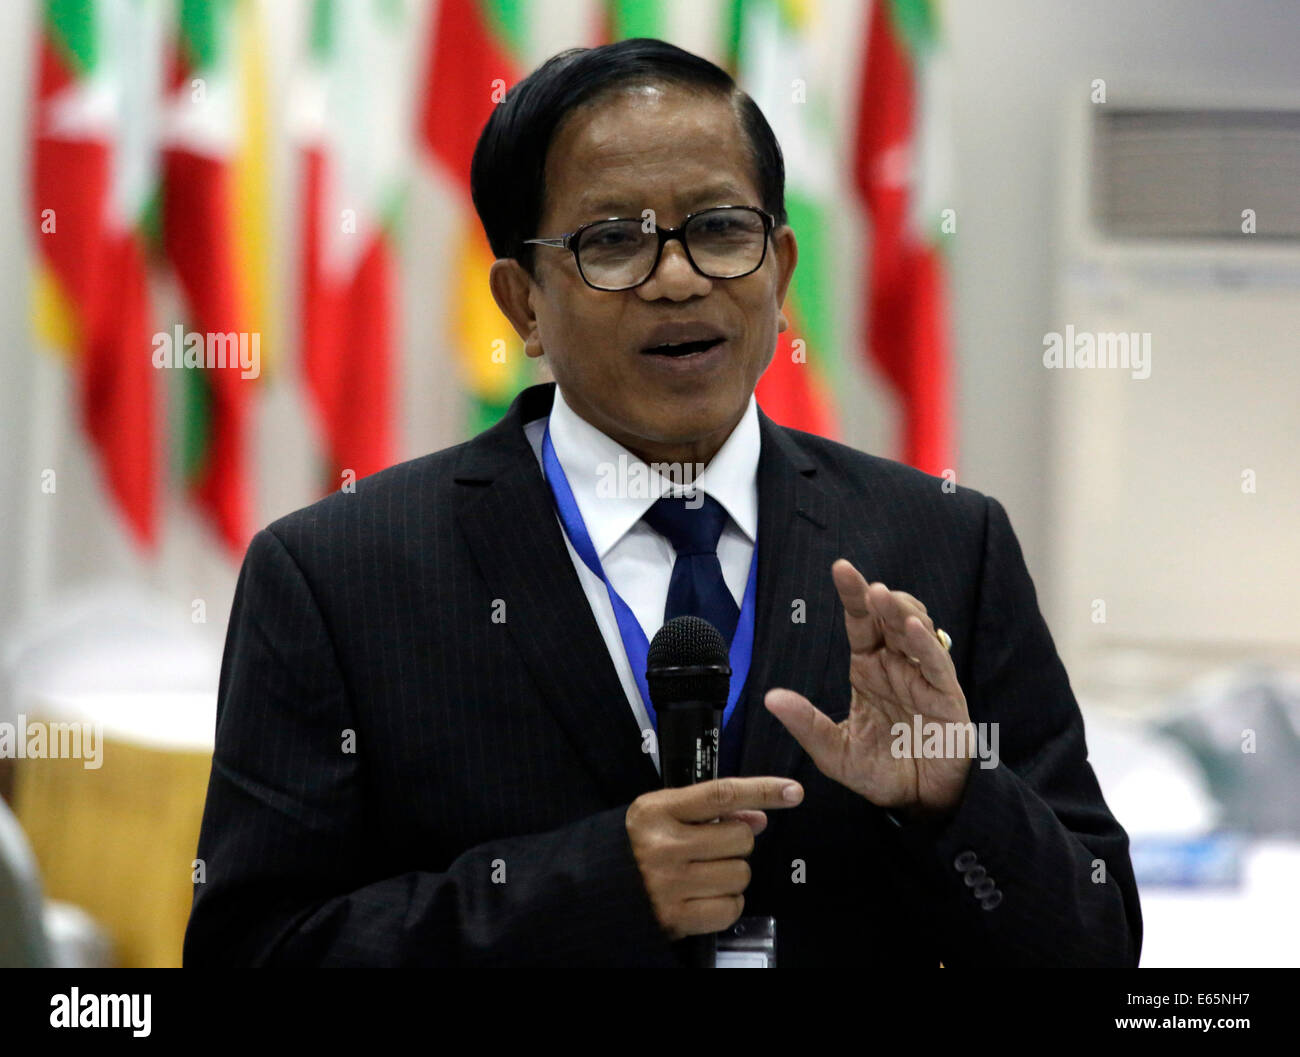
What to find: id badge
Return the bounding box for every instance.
[714,916,776,968]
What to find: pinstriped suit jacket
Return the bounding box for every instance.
[183,381,1141,967]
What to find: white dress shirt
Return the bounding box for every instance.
[524,385,760,771]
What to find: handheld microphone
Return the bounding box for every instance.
[647,615,730,787]
[646,615,731,967]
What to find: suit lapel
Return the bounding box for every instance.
[738,410,844,779]
[454,383,661,805]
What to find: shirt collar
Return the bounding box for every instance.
[546,385,760,561]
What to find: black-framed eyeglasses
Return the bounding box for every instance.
[523,204,776,292]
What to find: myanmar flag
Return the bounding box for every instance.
[162,0,269,555]
[30,0,162,549]
[854,0,954,475]
[298,0,406,491]
[725,0,842,439]
[593,1,841,439]
[419,0,533,437]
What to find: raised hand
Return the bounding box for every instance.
[764,559,972,821]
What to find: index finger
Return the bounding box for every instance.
[668,777,804,823]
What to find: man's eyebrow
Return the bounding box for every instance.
[573,185,752,220]
[679,185,750,209]
[573,196,640,217]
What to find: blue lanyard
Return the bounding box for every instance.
[541,423,757,733]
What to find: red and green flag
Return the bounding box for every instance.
[593,0,841,438]
[162,0,268,554]
[299,0,406,490]
[30,0,162,548]
[419,0,534,437]
[725,0,842,438]
[854,0,953,475]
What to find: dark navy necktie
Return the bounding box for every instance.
[642,493,740,646]
[642,493,747,775]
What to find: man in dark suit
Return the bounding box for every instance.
[184,38,1140,967]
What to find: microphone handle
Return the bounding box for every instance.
[657,700,723,789]
[657,700,724,967]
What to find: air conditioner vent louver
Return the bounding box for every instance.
[1092,108,1300,239]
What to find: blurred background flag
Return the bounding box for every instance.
[297,0,406,491]
[161,0,268,554]
[29,0,164,550]
[854,0,954,476]
[600,0,665,39]
[419,0,533,437]
[725,0,841,438]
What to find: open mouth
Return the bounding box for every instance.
[641,338,724,357]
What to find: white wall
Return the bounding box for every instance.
[940,0,1300,633]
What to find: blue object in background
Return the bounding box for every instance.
[1129,833,1246,889]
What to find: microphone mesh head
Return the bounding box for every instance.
[646,616,731,706]
[647,615,728,668]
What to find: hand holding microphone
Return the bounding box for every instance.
[626,776,802,942]
[625,616,803,949]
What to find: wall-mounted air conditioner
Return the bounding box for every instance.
[1047,96,1300,704]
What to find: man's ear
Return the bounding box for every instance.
[771,225,798,334]
[489,258,545,359]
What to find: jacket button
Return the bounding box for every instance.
[972,877,998,899]
[953,850,978,871]
[980,891,1003,910]
[962,866,987,886]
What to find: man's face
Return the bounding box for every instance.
[490,83,797,464]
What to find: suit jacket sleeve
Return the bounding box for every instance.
[887,495,1143,967]
[183,527,679,967]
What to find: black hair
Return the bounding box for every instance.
[469,37,786,271]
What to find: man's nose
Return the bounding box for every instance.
[637,238,712,301]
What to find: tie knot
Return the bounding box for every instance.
[642,493,729,555]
